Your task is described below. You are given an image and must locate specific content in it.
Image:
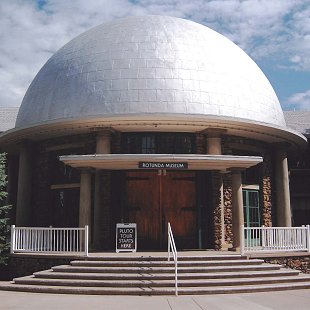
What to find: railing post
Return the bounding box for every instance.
[262,225,266,248]
[240,224,245,256]
[167,222,178,296]
[168,223,171,262]
[307,225,310,253]
[175,259,178,296]
[10,225,15,254]
[85,225,89,256]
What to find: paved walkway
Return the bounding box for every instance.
[1,289,310,310]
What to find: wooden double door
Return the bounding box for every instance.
[125,170,197,249]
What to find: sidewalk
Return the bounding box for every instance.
[1,288,310,310]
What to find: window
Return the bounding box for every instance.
[243,189,261,228]
[122,133,195,154]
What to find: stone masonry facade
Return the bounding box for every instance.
[17,132,276,250]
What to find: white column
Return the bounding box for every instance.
[275,147,292,227]
[219,176,225,247]
[207,137,221,155]
[79,169,92,228]
[16,143,32,226]
[206,130,227,250]
[93,130,112,249]
[96,131,111,154]
[231,169,244,251]
[206,131,222,155]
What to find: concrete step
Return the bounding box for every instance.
[85,255,245,262]
[3,254,309,296]
[70,259,264,268]
[52,263,281,274]
[2,281,310,295]
[34,269,300,280]
[13,274,310,288]
[177,281,310,295]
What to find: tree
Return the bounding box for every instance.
[0,153,11,265]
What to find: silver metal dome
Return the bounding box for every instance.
[16,15,286,129]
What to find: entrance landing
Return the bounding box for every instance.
[11,250,310,260]
[88,250,236,258]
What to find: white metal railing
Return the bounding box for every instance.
[11,225,89,256]
[241,225,310,255]
[167,222,178,296]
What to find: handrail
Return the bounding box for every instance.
[11,225,89,256]
[167,222,178,296]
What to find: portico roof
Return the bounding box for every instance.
[59,154,263,171]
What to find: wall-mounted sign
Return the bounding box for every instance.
[116,223,137,253]
[138,162,188,169]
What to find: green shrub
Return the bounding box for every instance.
[0,153,11,265]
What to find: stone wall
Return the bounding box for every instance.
[196,133,206,155]
[222,135,275,244]
[8,255,77,279]
[223,174,233,246]
[211,172,223,250]
[261,151,274,227]
[111,131,121,154]
[264,255,310,274]
[31,133,96,227]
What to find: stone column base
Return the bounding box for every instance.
[221,243,232,250]
[229,247,241,252]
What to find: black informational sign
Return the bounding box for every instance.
[116,223,137,253]
[138,162,188,169]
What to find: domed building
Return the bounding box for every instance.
[0,16,307,251]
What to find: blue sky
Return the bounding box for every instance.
[0,0,309,110]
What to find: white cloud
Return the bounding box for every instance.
[284,5,310,71]
[0,0,309,108]
[286,90,310,110]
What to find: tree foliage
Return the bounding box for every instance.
[0,153,11,265]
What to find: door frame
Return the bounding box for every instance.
[243,188,261,246]
[124,169,198,249]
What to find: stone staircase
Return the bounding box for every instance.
[2,254,310,295]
